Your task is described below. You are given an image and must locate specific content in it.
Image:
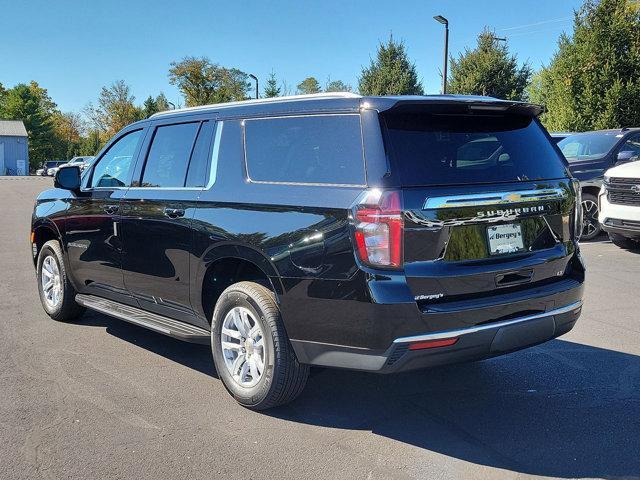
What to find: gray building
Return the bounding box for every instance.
[0,120,29,175]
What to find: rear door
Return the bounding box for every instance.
[119,117,216,322]
[381,106,577,315]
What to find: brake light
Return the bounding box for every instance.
[352,189,403,268]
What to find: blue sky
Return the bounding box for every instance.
[0,0,583,113]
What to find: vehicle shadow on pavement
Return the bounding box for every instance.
[272,339,640,479]
[80,311,639,479]
[81,310,217,378]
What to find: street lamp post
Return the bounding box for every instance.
[248,74,259,99]
[433,15,449,94]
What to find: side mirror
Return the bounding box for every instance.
[54,166,81,191]
[616,150,635,165]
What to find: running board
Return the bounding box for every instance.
[75,294,210,344]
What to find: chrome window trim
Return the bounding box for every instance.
[423,187,566,210]
[242,113,367,188]
[393,300,582,343]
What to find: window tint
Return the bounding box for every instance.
[619,134,640,159]
[141,122,200,187]
[185,121,215,188]
[244,115,365,185]
[558,131,620,162]
[91,129,143,188]
[383,112,567,186]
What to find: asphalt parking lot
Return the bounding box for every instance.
[1,177,639,480]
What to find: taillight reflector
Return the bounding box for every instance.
[408,337,459,350]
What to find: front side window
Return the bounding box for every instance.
[91,129,143,188]
[244,114,365,185]
[141,122,200,188]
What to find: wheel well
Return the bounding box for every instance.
[201,257,273,323]
[582,186,600,199]
[32,226,59,264]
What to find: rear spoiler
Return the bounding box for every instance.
[375,97,544,117]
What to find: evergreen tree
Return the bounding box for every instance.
[358,36,423,95]
[264,72,282,97]
[533,0,640,131]
[448,29,532,100]
[297,77,322,94]
[0,83,57,168]
[325,79,352,92]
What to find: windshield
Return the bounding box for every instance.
[558,132,620,162]
[383,111,567,186]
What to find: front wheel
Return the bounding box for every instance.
[211,281,309,410]
[36,240,85,322]
[581,193,602,241]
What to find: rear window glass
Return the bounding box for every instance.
[244,115,365,185]
[383,112,567,186]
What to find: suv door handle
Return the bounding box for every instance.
[163,207,185,219]
[103,204,119,215]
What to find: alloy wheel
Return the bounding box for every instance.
[41,255,62,308]
[581,198,600,239]
[220,306,265,388]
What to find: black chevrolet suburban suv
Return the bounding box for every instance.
[31,93,585,409]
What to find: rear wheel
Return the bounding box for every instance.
[581,193,601,240]
[608,232,640,250]
[37,240,85,322]
[211,281,309,410]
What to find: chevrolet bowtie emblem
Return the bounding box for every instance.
[631,185,640,194]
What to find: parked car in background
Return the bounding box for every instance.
[37,160,66,176]
[600,161,640,250]
[31,93,584,410]
[558,128,640,240]
[550,132,574,144]
[64,156,95,171]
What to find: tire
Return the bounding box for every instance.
[36,240,85,322]
[608,232,640,250]
[211,281,309,410]
[581,193,602,241]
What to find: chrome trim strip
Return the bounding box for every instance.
[393,300,582,343]
[423,188,566,210]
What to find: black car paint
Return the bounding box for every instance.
[32,95,584,372]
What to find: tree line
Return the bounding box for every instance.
[0,0,637,170]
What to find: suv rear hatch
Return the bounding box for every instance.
[379,102,581,327]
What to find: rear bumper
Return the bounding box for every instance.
[292,300,583,372]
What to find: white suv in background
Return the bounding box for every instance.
[600,161,640,249]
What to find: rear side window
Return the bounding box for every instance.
[185,121,215,188]
[244,114,365,185]
[383,111,567,186]
[141,122,200,187]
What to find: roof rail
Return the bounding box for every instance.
[150,92,362,118]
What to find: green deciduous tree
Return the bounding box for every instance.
[532,0,640,131]
[263,72,282,98]
[448,29,532,100]
[168,56,251,106]
[296,76,322,94]
[358,36,423,95]
[85,80,143,141]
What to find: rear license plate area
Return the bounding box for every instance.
[487,223,524,255]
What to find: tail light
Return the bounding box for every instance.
[352,189,403,269]
[572,179,583,241]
